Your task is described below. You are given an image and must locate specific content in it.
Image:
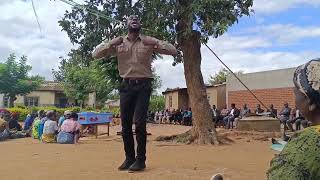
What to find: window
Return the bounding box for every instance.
[169,96,172,108]
[3,96,9,108]
[24,97,39,107]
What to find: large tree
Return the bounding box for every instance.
[0,54,44,107]
[57,0,253,144]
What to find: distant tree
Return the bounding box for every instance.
[208,68,243,85]
[151,69,162,95]
[0,54,44,107]
[149,95,165,112]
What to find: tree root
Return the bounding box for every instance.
[155,129,233,145]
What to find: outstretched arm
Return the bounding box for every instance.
[92,37,123,59]
[142,37,177,56]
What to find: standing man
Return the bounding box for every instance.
[92,15,177,171]
[278,102,292,130]
[211,105,220,124]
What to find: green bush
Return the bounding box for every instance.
[7,107,30,122]
[7,106,82,121]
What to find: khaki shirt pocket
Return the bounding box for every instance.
[117,45,130,59]
[137,47,152,63]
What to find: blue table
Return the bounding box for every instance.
[78,112,113,138]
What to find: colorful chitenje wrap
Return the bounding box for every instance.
[42,133,56,143]
[267,59,320,180]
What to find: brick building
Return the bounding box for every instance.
[226,68,296,112]
[162,84,226,111]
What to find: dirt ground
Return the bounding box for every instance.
[0,124,279,180]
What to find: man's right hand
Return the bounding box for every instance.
[110,37,123,47]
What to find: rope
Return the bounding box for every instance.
[31,0,42,34]
[205,44,273,113]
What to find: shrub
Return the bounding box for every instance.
[6,106,82,121]
[7,107,30,122]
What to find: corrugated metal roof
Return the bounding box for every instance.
[37,81,63,91]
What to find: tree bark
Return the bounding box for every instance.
[175,0,219,144]
[9,95,16,108]
[180,32,219,144]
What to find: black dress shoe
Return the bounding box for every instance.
[128,160,146,172]
[118,159,135,171]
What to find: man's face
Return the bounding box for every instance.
[284,103,288,108]
[213,105,216,109]
[127,15,141,32]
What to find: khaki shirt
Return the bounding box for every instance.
[92,35,177,78]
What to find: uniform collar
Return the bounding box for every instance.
[125,34,142,41]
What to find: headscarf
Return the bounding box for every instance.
[11,112,19,119]
[64,110,72,116]
[293,58,320,107]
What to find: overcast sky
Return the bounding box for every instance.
[1,0,320,93]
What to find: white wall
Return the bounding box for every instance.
[227,68,296,92]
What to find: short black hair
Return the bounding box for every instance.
[70,112,78,119]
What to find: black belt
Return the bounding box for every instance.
[122,78,152,84]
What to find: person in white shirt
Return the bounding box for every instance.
[223,104,240,129]
[42,111,58,143]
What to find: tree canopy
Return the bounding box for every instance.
[0,54,44,107]
[208,68,243,85]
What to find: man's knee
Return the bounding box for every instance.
[122,127,133,135]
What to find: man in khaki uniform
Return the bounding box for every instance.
[92,15,177,171]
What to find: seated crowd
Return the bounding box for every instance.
[212,102,310,131]
[0,109,81,144]
[150,108,193,126]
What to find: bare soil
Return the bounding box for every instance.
[0,124,278,180]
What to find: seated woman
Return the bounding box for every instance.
[42,111,58,143]
[31,110,45,139]
[267,59,320,179]
[23,112,37,136]
[57,112,80,144]
[8,112,22,131]
[0,117,10,141]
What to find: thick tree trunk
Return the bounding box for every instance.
[9,95,16,108]
[152,0,221,144]
[180,32,219,144]
[174,0,219,144]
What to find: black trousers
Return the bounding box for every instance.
[120,80,152,162]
